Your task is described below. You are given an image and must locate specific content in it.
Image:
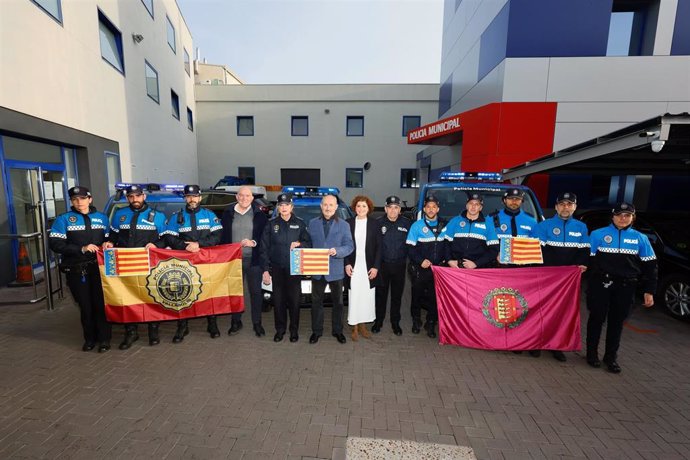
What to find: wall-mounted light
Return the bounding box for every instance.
[651,140,665,153]
[132,34,144,43]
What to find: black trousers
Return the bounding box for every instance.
[586,274,637,362]
[272,266,301,335]
[232,263,264,325]
[311,278,344,335]
[66,264,111,344]
[375,261,406,326]
[410,267,438,323]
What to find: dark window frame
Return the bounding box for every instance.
[98,9,125,75]
[346,116,365,137]
[166,15,176,54]
[144,60,160,104]
[237,116,255,136]
[400,168,419,189]
[345,167,364,188]
[187,108,194,131]
[31,0,63,24]
[170,89,180,120]
[402,116,422,137]
[291,116,309,136]
[140,0,154,18]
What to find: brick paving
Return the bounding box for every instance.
[0,282,689,459]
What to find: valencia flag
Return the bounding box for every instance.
[290,248,330,275]
[499,237,543,264]
[97,244,244,323]
[432,265,581,351]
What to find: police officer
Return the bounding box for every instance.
[491,188,538,240]
[50,186,112,352]
[374,195,411,336]
[532,192,590,362]
[406,195,447,338]
[586,202,657,374]
[443,192,499,270]
[260,193,312,343]
[104,184,167,349]
[165,185,223,342]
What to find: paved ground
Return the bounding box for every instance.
[0,280,689,460]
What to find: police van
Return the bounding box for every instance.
[262,186,354,307]
[416,172,544,223]
[104,183,187,221]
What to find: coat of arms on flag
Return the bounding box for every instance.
[290,248,330,275]
[499,237,543,264]
[104,248,150,276]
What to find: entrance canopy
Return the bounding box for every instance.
[502,113,690,183]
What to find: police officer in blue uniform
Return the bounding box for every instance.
[532,192,590,362]
[104,184,167,349]
[260,193,312,343]
[374,195,411,336]
[491,188,538,240]
[50,186,112,353]
[406,195,447,338]
[165,185,223,342]
[443,192,499,270]
[586,202,657,374]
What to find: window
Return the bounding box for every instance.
[607,1,657,56]
[438,74,453,117]
[346,168,363,188]
[31,0,62,23]
[346,116,364,136]
[105,152,122,196]
[237,116,254,136]
[98,10,124,74]
[170,90,180,120]
[141,0,153,18]
[402,116,421,136]
[166,15,176,53]
[238,167,255,185]
[184,48,191,76]
[291,116,309,136]
[400,169,419,188]
[187,108,194,131]
[145,60,159,103]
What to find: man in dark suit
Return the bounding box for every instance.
[307,194,354,344]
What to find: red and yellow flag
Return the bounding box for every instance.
[97,244,244,323]
[499,237,543,264]
[290,248,330,275]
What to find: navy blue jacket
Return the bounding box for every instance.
[220,204,268,267]
[378,215,411,264]
[109,203,167,248]
[307,215,354,282]
[49,207,109,267]
[165,206,222,249]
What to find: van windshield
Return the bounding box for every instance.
[424,187,540,222]
[107,201,183,221]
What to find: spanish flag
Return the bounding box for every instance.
[97,244,244,323]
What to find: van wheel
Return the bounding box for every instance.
[660,275,690,321]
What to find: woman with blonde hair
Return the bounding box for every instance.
[345,195,382,341]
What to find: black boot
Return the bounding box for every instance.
[411,317,422,334]
[425,320,437,339]
[148,323,160,346]
[119,324,139,350]
[207,316,220,338]
[172,320,189,343]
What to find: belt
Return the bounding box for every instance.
[601,273,638,283]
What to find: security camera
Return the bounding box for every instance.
[651,140,665,153]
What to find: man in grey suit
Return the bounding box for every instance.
[307,195,354,344]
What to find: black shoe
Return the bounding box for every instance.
[425,322,437,338]
[528,350,541,358]
[411,318,421,334]
[587,354,601,368]
[309,333,321,344]
[228,320,243,335]
[604,360,621,374]
[274,333,284,342]
[82,341,95,352]
[207,317,220,339]
[392,324,402,336]
[119,328,139,350]
[371,323,381,334]
[333,333,347,344]
[290,334,299,343]
[254,323,266,337]
[148,324,160,346]
[552,351,567,362]
[172,321,189,344]
[98,342,111,353]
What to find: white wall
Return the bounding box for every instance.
[195,84,438,206]
[0,0,197,184]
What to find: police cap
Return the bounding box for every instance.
[424,195,440,206]
[503,188,524,199]
[125,185,144,196]
[466,192,483,204]
[612,202,636,215]
[68,186,91,198]
[276,193,293,204]
[184,184,201,196]
[556,192,577,204]
[385,195,401,206]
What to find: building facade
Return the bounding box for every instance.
[0,0,196,284]
[195,84,438,206]
[412,0,690,207]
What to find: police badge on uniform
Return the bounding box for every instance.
[120,215,127,222]
[422,227,429,234]
[500,224,508,232]
[68,216,77,223]
[460,221,466,228]
[381,226,387,234]
[604,235,613,244]
[274,224,280,233]
[553,228,561,235]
